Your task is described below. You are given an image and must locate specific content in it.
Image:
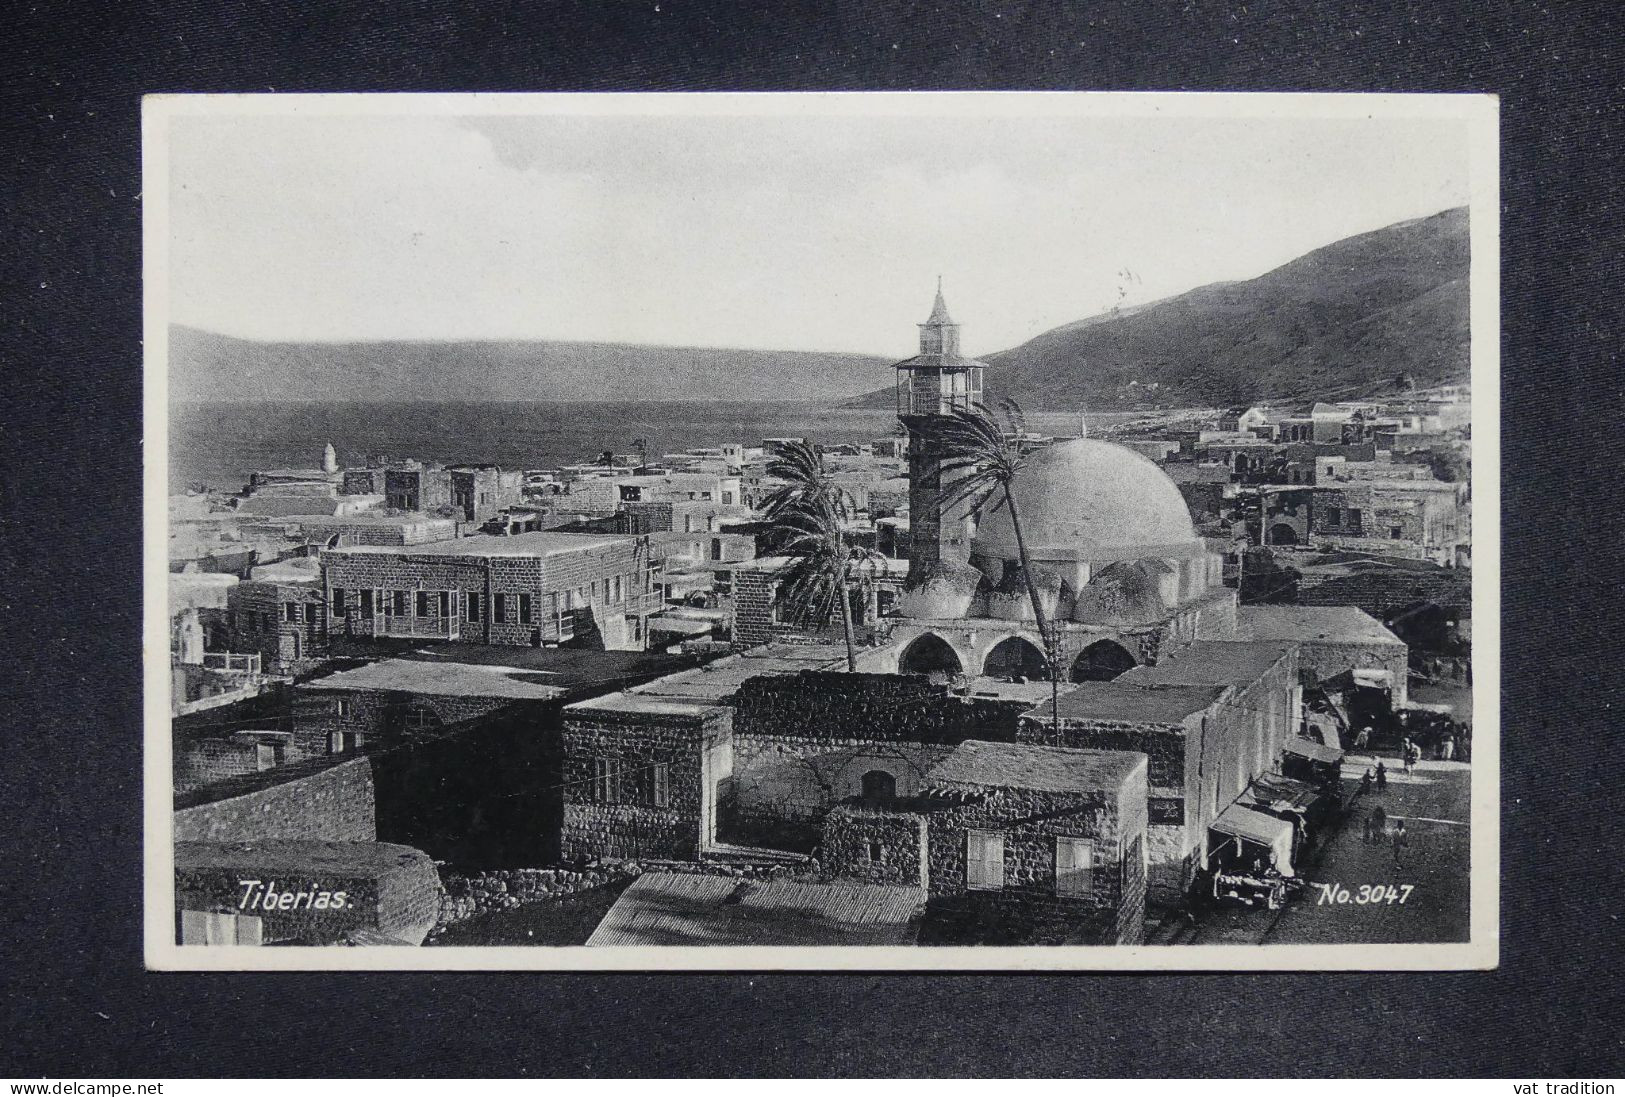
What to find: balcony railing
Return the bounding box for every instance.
[377,613,461,640]
[201,651,261,675]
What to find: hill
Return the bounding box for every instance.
[166,327,898,404]
[851,206,1471,410]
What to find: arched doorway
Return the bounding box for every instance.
[982,636,1048,680]
[1267,523,1299,546]
[1071,639,1137,682]
[860,770,897,801]
[899,633,962,678]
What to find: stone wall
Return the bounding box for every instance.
[292,685,516,757]
[1019,715,1194,903]
[560,702,730,861]
[822,803,930,888]
[228,580,328,676]
[174,840,442,946]
[730,734,956,848]
[733,671,1030,745]
[173,755,377,843]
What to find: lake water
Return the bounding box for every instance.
[169,400,1117,494]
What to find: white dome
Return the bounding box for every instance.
[972,439,1200,563]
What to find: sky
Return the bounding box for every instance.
[162,97,1473,358]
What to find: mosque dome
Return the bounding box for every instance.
[972,439,1200,563]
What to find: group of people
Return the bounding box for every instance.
[1355,760,1410,867]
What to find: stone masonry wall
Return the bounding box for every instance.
[560,703,729,861]
[173,756,377,843]
[822,804,930,888]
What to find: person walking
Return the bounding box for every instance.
[1442,734,1456,762]
[1391,819,1408,868]
[1360,768,1373,798]
[1354,726,1371,752]
[1376,760,1388,792]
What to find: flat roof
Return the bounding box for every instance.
[1122,641,1292,687]
[1042,681,1227,725]
[928,739,1143,794]
[325,530,635,558]
[1238,605,1405,646]
[586,874,925,947]
[175,840,432,879]
[300,644,698,700]
[615,642,851,706]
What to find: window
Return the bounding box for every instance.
[392,590,408,617]
[494,593,508,623]
[255,744,277,770]
[612,575,622,603]
[591,580,600,602]
[711,538,723,562]
[593,757,623,803]
[328,730,358,754]
[519,593,532,624]
[415,591,431,618]
[304,603,318,624]
[466,592,481,622]
[1390,526,1403,540]
[359,589,374,619]
[260,612,273,631]
[649,762,669,808]
[334,698,351,717]
[966,830,1005,890]
[1325,507,1342,528]
[179,910,263,946]
[401,705,439,732]
[866,840,885,863]
[284,602,299,623]
[331,588,347,616]
[722,492,734,505]
[439,591,451,617]
[1055,836,1095,897]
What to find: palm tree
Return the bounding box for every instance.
[916,400,1062,737]
[761,440,864,671]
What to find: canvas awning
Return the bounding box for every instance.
[647,615,716,636]
[1209,803,1296,877]
[1284,737,1344,765]
[1246,772,1320,816]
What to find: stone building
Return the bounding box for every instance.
[1237,604,1409,704]
[384,465,455,514]
[823,739,1149,945]
[882,436,1236,685]
[174,840,442,946]
[449,464,525,524]
[321,530,664,651]
[227,571,328,676]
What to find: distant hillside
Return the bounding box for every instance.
[167,327,897,404]
[852,206,1471,410]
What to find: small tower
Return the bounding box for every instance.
[322,442,338,474]
[895,281,988,580]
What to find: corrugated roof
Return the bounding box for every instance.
[926,739,1143,794]
[586,873,925,946]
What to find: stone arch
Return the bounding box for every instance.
[1267,523,1299,546]
[860,770,897,801]
[981,635,1049,680]
[1070,639,1138,683]
[898,632,963,678]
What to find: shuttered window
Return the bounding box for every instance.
[494,593,508,624]
[519,593,533,624]
[1055,836,1095,896]
[649,762,669,808]
[466,592,481,622]
[966,830,1004,891]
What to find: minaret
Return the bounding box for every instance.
[895,280,986,582]
[322,442,338,474]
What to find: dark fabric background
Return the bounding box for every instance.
[3,0,1622,1078]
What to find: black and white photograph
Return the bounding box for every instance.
[144,91,1497,970]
